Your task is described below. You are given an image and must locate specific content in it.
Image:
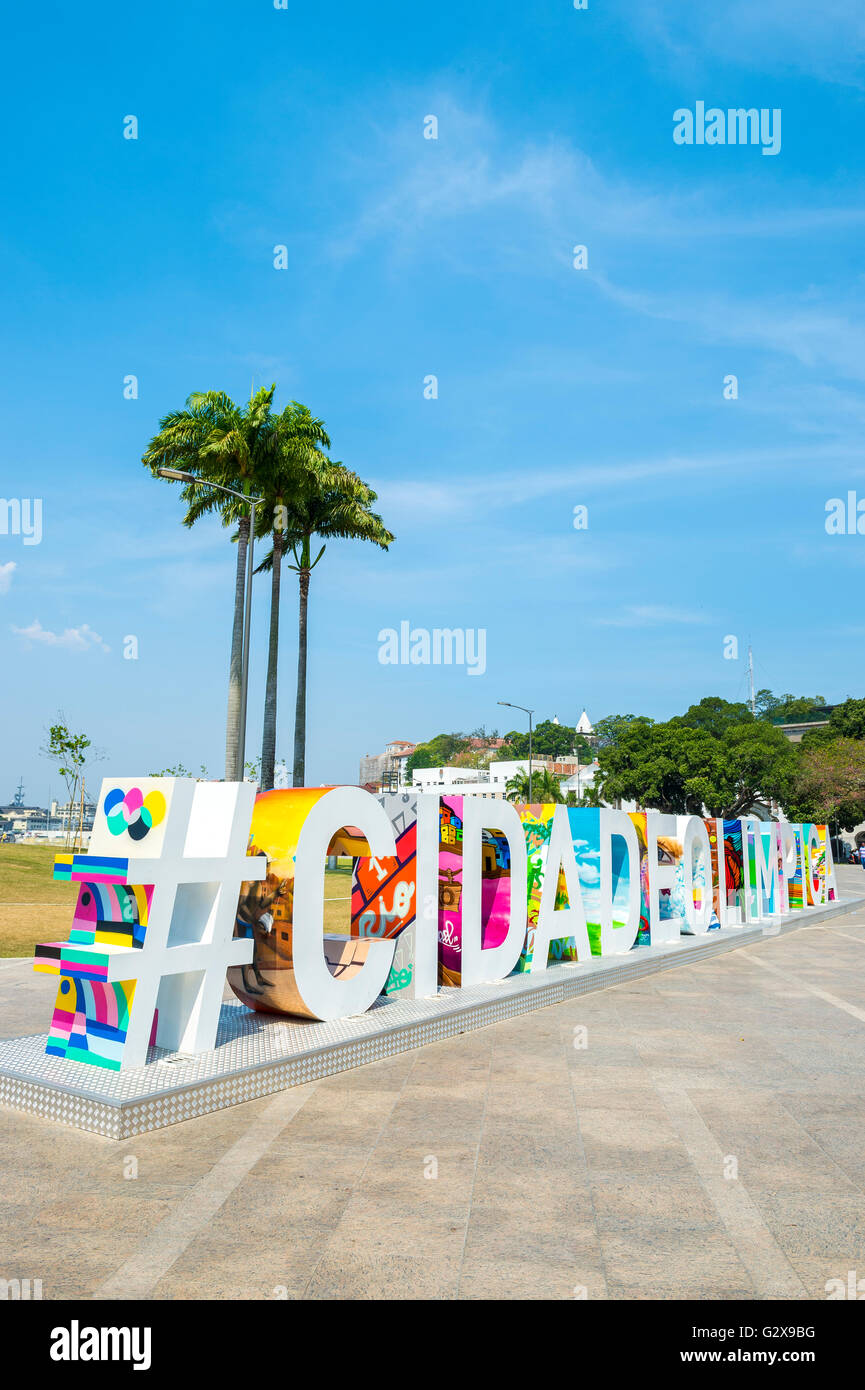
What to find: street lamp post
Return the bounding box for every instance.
[498,700,534,802]
[157,468,263,780]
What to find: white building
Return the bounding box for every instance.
[359,740,416,791]
[412,758,601,801]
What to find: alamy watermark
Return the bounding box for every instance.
[378,622,486,676]
[825,492,865,535]
[1,1277,42,1299]
[50,1321,151,1370]
[673,103,781,157]
[826,1270,865,1299]
[0,497,42,545]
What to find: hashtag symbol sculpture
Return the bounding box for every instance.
[35,778,265,1070]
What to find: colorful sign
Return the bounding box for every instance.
[35,780,840,1063]
[34,778,264,1069]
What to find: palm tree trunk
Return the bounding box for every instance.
[225,513,250,782]
[260,529,283,791]
[293,565,310,788]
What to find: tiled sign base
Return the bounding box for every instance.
[1,896,861,1140]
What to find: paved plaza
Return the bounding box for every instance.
[2,865,865,1301]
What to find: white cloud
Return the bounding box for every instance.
[0,562,15,595]
[378,442,861,520]
[592,272,865,384]
[12,620,110,652]
[326,94,865,385]
[623,0,865,89]
[330,94,865,270]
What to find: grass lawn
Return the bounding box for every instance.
[0,844,354,958]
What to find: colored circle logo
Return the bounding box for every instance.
[104,787,166,842]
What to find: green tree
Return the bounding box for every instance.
[591,714,638,749]
[505,767,565,805]
[824,698,865,742]
[787,738,865,829]
[574,782,604,807]
[596,703,796,817]
[258,455,394,787]
[494,719,591,760]
[148,764,209,779]
[42,717,93,849]
[450,748,491,771]
[143,387,279,781]
[252,403,331,791]
[755,690,827,724]
[678,695,753,737]
[405,733,470,779]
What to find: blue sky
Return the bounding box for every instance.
[2,0,865,802]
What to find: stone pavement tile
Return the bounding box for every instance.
[570,1080,672,1117]
[550,1020,636,1049]
[474,1126,585,1179]
[567,1063,664,1095]
[559,1043,643,1067]
[0,1122,202,1201]
[485,1066,569,1095]
[4,1233,153,1300]
[684,1094,858,1193]
[316,1192,468,1254]
[784,1089,865,1123]
[116,1096,289,1181]
[458,1257,604,1300]
[381,1090,487,1125]
[778,1121,865,1190]
[0,1112,115,1173]
[772,1045,865,1083]
[294,1085,401,1119]
[776,1073,865,1101]
[26,1191,178,1234]
[377,1114,486,1150]
[638,1066,734,1092]
[312,1053,416,1094]
[598,1230,753,1294]
[273,1089,403,1149]
[463,1198,599,1266]
[276,1102,394,1149]
[0,1199,41,1242]
[609,1025,695,1052]
[411,1036,490,1074]
[652,984,714,997]
[206,1176,355,1240]
[785,1255,864,1301]
[399,1077,489,1105]
[262,1137,374,1172]
[577,1106,694,1174]
[468,1162,585,1209]
[304,1250,460,1300]
[726,1055,814,1090]
[148,1229,328,1300]
[589,1174,724,1235]
[606,1280,755,1300]
[777,1092,865,1125]
[358,1145,475,1203]
[555,1015,625,1043]
[483,1093,575,1127]
[745,1190,865,1259]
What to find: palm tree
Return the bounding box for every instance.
[143,387,278,781]
[257,456,394,788]
[253,404,331,791]
[505,767,565,805]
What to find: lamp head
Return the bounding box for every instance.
[156,467,196,483]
